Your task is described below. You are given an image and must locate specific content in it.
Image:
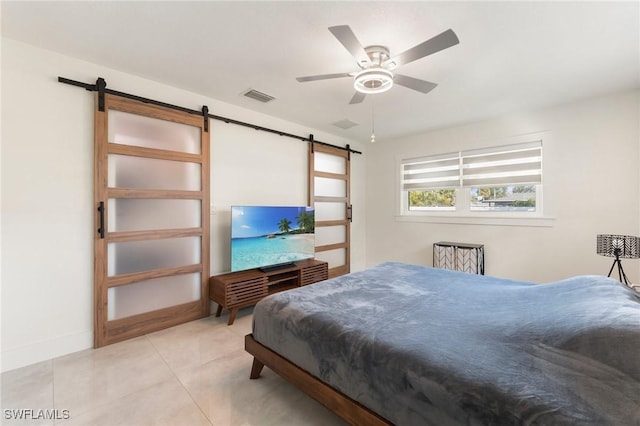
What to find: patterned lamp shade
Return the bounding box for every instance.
[596,234,640,259]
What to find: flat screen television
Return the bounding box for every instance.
[231,205,315,272]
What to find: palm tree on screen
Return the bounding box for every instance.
[278,218,291,234]
[296,211,315,233]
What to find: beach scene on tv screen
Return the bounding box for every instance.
[231,206,315,271]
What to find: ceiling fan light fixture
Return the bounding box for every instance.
[354,68,394,94]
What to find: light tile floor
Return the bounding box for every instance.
[1,308,346,426]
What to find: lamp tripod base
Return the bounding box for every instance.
[607,255,631,286]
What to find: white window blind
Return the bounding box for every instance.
[462,141,542,187]
[401,141,542,191]
[401,152,460,190]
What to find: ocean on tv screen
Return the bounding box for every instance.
[231,234,314,271]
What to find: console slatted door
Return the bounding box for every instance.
[308,143,351,278]
[94,94,210,347]
[300,262,329,286]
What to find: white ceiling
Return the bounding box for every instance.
[2,1,639,143]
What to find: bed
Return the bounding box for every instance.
[245,262,640,425]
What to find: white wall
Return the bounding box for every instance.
[0,38,366,372]
[366,90,640,284]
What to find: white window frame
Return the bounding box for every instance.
[396,132,555,227]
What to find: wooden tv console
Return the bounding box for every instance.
[209,259,328,325]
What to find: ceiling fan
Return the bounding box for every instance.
[296,25,459,104]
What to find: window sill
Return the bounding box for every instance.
[395,214,555,227]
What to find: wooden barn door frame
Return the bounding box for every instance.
[94,94,210,347]
[308,142,351,278]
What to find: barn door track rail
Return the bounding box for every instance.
[58,76,362,155]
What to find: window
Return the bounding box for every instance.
[408,188,456,211]
[400,140,543,219]
[470,185,536,211]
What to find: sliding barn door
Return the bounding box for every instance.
[94,94,210,347]
[309,143,351,278]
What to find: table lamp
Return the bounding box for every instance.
[596,234,640,286]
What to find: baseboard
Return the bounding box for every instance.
[1,331,93,373]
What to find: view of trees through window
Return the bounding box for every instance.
[408,189,456,210]
[471,185,536,211]
[408,185,536,212]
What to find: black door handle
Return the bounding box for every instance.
[97,201,105,239]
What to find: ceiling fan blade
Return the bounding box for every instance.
[328,25,371,66]
[393,74,438,94]
[384,29,459,67]
[296,72,351,82]
[349,92,366,104]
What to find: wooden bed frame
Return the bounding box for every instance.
[245,334,392,426]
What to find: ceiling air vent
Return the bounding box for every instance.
[243,89,276,103]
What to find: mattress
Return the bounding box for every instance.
[252,262,640,425]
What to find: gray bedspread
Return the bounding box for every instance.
[252,262,640,425]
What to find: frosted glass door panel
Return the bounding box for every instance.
[314,152,346,174]
[315,225,346,246]
[108,154,201,190]
[315,249,346,269]
[108,199,201,232]
[314,177,346,197]
[314,202,346,221]
[108,237,201,276]
[107,273,201,320]
[109,110,201,154]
